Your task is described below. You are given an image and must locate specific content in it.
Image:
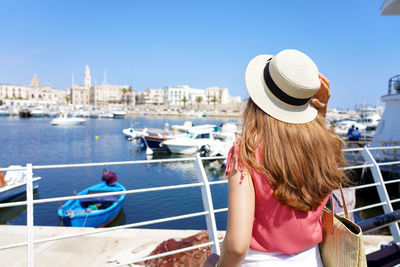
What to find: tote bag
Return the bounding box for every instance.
[319,185,367,267]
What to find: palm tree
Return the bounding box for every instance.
[211,96,218,110]
[121,88,128,104]
[182,96,187,109]
[196,96,202,110]
[127,87,133,106]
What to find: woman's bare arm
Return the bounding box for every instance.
[218,168,255,267]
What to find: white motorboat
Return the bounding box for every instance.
[51,113,86,126]
[0,166,41,202]
[162,127,235,155]
[31,108,45,117]
[0,109,10,116]
[100,113,114,119]
[113,110,126,119]
[122,127,148,139]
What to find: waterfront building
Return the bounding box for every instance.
[0,74,66,105]
[188,88,206,107]
[71,65,135,106]
[71,65,91,105]
[90,83,134,106]
[0,84,30,100]
[163,85,190,106]
[205,87,229,105]
[228,96,242,104]
[136,88,164,105]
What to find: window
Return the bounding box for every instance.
[196,133,210,139]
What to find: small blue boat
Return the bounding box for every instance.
[58,182,126,227]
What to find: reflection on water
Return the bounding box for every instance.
[105,208,126,227]
[0,190,39,224]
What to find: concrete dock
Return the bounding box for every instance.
[0,226,225,267]
[0,225,393,267]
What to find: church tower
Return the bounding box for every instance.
[30,74,40,88]
[84,65,91,89]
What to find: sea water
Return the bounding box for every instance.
[0,116,233,229]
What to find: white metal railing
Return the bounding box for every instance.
[0,145,400,266]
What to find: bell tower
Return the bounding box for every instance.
[84,65,91,89]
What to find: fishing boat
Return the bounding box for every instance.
[0,166,41,202]
[58,179,126,227]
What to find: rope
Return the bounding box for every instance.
[82,211,89,227]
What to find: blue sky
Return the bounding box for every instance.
[0,0,399,109]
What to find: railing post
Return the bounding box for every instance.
[194,154,221,254]
[26,163,34,267]
[361,146,400,243]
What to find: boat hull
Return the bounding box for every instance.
[142,136,170,152]
[58,182,126,227]
[0,179,40,202]
[51,118,85,126]
[166,144,198,155]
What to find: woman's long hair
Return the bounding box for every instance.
[237,98,346,212]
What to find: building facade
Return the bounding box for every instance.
[0,74,66,105]
[70,65,135,106]
[136,88,164,105]
[205,87,229,105]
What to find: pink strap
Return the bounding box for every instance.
[225,145,245,183]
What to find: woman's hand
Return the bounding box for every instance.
[311,73,331,117]
[203,253,220,267]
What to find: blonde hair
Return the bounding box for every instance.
[236,98,346,212]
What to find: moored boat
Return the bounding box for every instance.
[162,126,234,155]
[0,166,41,202]
[113,110,126,119]
[51,113,86,126]
[30,108,45,117]
[58,179,126,227]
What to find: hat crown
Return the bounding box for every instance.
[270,49,320,99]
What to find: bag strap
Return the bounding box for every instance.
[339,183,350,220]
[329,183,350,220]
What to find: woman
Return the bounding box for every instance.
[204,49,346,266]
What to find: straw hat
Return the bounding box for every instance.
[245,49,321,124]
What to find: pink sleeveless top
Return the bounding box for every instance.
[226,146,329,255]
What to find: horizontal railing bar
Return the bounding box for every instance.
[340,164,373,170]
[367,146,400,151]
[0,182,205,209]
[200,156,226,160]
[0,210,210,251]
[32,157,196,170]
[384,179,400,185]
[0,166,27,172]
[214,208,228,213]
[33,182,204,205]
[0,200,27,208]
[113,241,216,266]
[346,182,381,191]
[391,198,400,204]
[342,148,364,152]
[0,241,28,250]
[378,161,400,166]
[208,180,228,185]
[336,202,387,216]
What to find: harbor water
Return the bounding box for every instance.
[0,116,234,229]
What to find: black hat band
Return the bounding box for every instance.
[263,61,312,106]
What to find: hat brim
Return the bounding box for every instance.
[245,54,318,124]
